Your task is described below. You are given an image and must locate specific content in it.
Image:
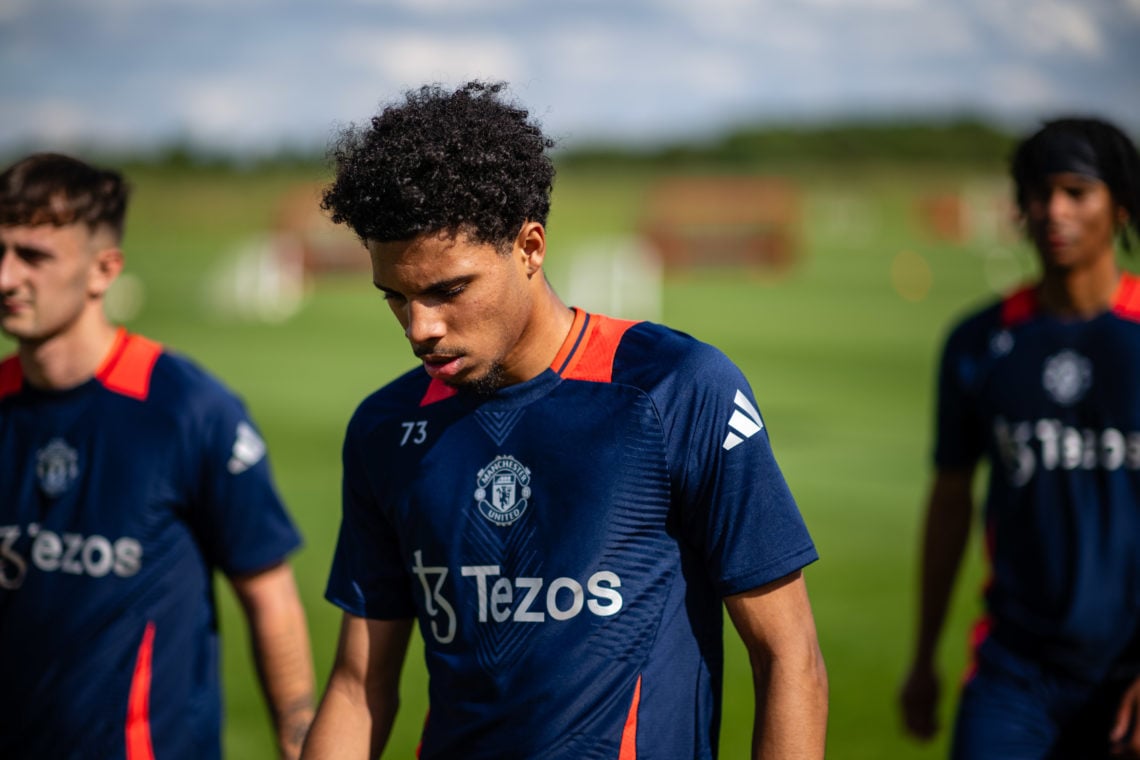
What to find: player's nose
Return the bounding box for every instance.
[0,249,22,293]
[404,300,446,343]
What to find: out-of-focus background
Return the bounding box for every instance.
[3,2,1138,758]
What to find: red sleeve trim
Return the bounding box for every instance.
[0,355,21,399]
[96,329,163,401]
[1113,272,1140,322]
[557,310,640,383]
[1000,285,1038,328]
[125,621,157,760]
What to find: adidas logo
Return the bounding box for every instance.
[228,421,267,474]
[722,390,764,451]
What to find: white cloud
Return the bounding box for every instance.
[60,0,274,11]
[798,0,921,8]
[351,0,524,11]
[0,97,149,151]
[1,99,90,144]
[976,0,1104,56]
[984,64,1062,109]
[0,0,34,23]
[337,29,523,90]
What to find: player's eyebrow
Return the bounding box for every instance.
[373,275,473,298]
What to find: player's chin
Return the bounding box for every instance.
[0,318,31,341]
[453,363,508,396]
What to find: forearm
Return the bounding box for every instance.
[302,674,397,760]
[725,573,828,760]
[912,472,974,667]
[751,643,828,759]
[300,615,412,760]
[233,564,316,759]
[248,602,316,758]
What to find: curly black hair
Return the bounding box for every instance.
[1011,117,1140,252]
[322,81,556,249]
[0,152,130,241]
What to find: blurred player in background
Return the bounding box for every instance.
[301,81,828,760]
[901,117,1140,757]
[0,153,315,759]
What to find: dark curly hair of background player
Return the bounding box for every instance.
[322,81,556,250]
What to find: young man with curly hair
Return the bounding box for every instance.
[0,153,315,759]
[900,117,1140,758]
[302,81,828,760]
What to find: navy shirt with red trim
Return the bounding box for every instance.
[0,329,301,760]
[326,309,817,759]
[936,273,1140,680]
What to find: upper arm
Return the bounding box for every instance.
[724,570,822,663]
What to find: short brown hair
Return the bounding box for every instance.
[0,153,130,241]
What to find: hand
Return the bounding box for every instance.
[1111,677,1140,758]
[899,664,940,741]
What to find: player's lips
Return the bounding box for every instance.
[0,297,27,314]
[1044,233,1071,252]
[420,354,463,379]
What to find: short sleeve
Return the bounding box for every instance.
[191,389,301,576]
[324,414,416,619]
[933,322,986,469]
[663,343,818,597]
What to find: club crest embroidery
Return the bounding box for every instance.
[1042,349,1092,406]
[474,455,532,526]
[36,438,79,498]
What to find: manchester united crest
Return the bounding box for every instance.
[1042,350,1092,406]
[474,455,532,526]
[36,438,79,498]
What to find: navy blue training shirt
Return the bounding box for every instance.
[0,329,301,760]
[326,309,817,759]
[936,274,1140,680]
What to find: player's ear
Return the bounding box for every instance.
[515,222,546,278]
[88,247,124,298]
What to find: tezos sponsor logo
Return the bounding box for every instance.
[474,455,531,526]
[36,438,79,498]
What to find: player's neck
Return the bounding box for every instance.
[503,281,575,386]
[19,312,120,391]
[1038,250,1120,319]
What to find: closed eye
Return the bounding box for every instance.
[432,284,467,300]
[13,245,52,266]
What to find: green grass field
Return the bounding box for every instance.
[3,161,1040,758]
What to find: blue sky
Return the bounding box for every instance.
[2,0,1138,156]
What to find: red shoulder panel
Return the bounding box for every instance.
[1000,285,1038,328]
[0,355,22,399]
[96,329,163,401]
[559,312,639,383]
[1113,272,1140,322]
